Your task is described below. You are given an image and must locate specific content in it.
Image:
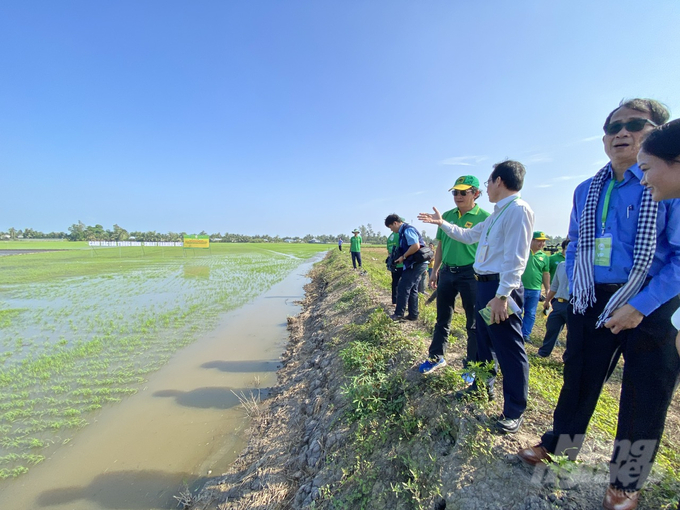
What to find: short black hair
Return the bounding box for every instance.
[384,214,402,227]
[603,98,670,132]
[561,239,570,250]
[490,160,525,191]
[641,119,680,163]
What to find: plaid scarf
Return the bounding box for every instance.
[572,163,658,327]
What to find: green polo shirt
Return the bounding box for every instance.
[522,250,550,290]
[549,251,565,282]
[386,232,403,268]
[436,205,490,267]
[350,235,362,252]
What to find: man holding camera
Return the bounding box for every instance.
[384,214,430,321]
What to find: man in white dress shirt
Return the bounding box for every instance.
[419,160,534,434]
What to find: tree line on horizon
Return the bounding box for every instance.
[0,222,431,245]
[0,222,567,248]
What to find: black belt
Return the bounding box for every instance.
[475,273,500,282]
[595,283,625,293]
[442,264,474,274]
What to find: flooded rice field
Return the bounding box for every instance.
[0,245,325,508]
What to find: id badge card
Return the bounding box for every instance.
[477,243,489,263]
[594,235,612,267]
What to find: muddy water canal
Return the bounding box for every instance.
[0,254,322,509]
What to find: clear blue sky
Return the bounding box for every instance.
[1,1,679,239]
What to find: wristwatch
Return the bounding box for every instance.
[495,294,507,301]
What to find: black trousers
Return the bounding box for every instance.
[474,279,528,419]
[540,288,680,491]
[351,251,362,268]
[390,267,403,305]
[538,299,568,357]
[428,265,477,365]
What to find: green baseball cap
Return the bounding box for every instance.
[352,229,360,233]
[449,175,480,191]
[533,231,549,240]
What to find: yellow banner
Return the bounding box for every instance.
[183,235,210,249]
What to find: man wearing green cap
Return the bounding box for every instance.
[418,175,490,375]
[520,231,551,342]
[350,229,362,269]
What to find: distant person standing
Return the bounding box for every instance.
[386,226,404,307]
[350,229,362,269]
[548,239,569,282]
[418,175,490,375]
[338,237,343,251]
[520,232,550,343]
[419,161,534,434]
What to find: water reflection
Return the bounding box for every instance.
[36,470,209,509]
[201,359,279,373]
[153,386,269,409]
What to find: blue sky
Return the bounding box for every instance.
[1,1,679,239]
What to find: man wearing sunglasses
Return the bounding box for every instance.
[419,161,534,435]
[418,175,489,376]
[517,99,680,510]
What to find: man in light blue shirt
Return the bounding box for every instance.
[518,99,680,510]
[537,261,569,357]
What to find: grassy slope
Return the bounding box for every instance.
[315,246,679,509]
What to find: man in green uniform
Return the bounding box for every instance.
[548,239,569,282]
[386,225,404,306]
[520,231,550,343]
[350,229,362,269]
[418,175,490,374]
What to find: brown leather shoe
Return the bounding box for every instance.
[602,485,639,510]
[517,444,552,467]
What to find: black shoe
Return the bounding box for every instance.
[389,314,405,321]
[454,385,495,402]
[495,415,523,434]
[405,315,418,321]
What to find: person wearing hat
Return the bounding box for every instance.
[419,160,534,434]
[350,229,362,269]
[520,231,551,343]
[418,175,490,375]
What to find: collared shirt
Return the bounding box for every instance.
[522,249,549,290]
[440,193,534,297]
[350,235,361,252]
[550,262,569,301]
[566,163,680,316]
[549,251,565,282]
[436,204,490,267]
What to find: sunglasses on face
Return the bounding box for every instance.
[604,118,657,135]
[452,189,472,196]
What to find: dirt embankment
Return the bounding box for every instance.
[187,250,679,510]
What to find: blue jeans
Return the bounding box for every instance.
[521,288,541,339]
[395,262,428,318]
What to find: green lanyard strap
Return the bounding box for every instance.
[601,179,616,234]
[485,197,519,239]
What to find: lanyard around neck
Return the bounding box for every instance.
[485,197,518,238]
[601,179,616,234]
